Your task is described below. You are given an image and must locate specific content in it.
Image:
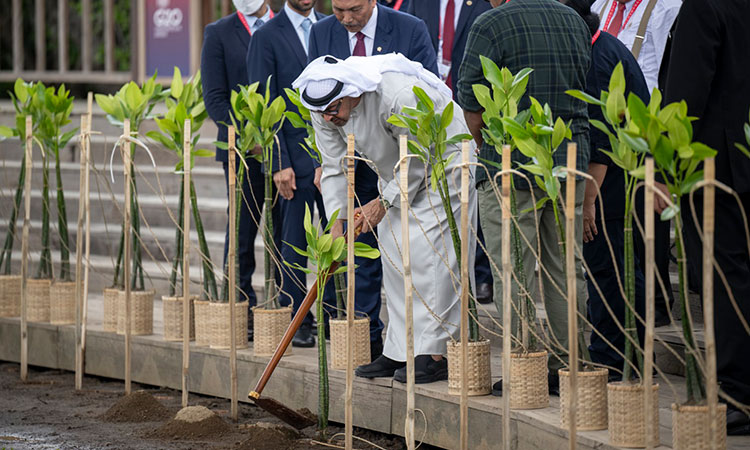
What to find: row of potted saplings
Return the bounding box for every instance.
[0,62,729,448]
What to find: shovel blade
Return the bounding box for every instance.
[251,396,316,430]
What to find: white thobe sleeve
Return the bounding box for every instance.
[311,112,348,221]
[380,86,437,209]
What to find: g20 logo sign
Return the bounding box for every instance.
[153,7,183,28]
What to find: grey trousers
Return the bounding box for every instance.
[477,181,588,372]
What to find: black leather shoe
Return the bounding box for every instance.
[247,327,254,342]
[292,324,315,348]
[476,282,493,304]
[370,339,384,361]
[355,355,405,379]
[393,355,449,384]
[727,403,750,435]
[491,373,559,396]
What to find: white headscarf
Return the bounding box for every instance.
[292,53,452,111]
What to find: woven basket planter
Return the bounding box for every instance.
[209,301,248,349]
[253,306,292,356]
[49,281,76,325]
[608,382,659,447]
[508,351,549,409]
[559,368,609,431]
[102,288,120,332]
[162,295,196,341]
[447,339,492,396]
[116,290,154,336]
[672,403,727,450]
[27,278,51,322]
[330,317,371,370]
[194,300,211,347]
[0,275,21,317]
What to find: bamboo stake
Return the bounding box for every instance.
[644,158,655,450]
[565,143,578,450]
[20,116,32,382]
[400,135,415,450]
[501,145,511,450]
[182,120,192,408]
[122,119,132,395]
[75,114,87,390]
[81,92,93,357]
[702,157,718,450]
[228,126,239,421]
[345,134,356,450]
[459,141,470,450]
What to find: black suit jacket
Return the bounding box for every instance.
[407,0,491,97]
[201,13,255,163]
[246,9,326,179]
[664,0,750,193]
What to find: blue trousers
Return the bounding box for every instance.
[277,172,326,327]
[222,160,282,308]
[583,218,645,375]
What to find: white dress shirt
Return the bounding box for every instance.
[348,5,378,56]
[437,0,463,63]
[590,0,681,93]
[284,3,318,53]
[243,6,273,34]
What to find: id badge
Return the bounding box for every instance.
[438,59,452,82]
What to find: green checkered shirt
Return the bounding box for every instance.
[457,0,592,187]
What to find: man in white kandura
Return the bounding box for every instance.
[293,53,477,384]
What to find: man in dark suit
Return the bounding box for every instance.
[246,0,326,348]
[665,0,750,435]
[408,0,494,305]
[307,0,438,361]
[201,0,279,340]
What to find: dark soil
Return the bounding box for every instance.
[148,415,232,440]
[100,390,172,422]
[0,363,440,450]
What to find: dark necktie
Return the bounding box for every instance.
[443,0,455,87]
[353,31,366,56]
[606,2,626,37]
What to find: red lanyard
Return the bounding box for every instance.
[237,9,275,36]
[601,0,642,35]
[393,0,404,11]
[591,29,601,45]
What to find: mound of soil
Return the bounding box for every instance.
[100,391,171,423]
[148,406,232,440]
[234,423,300,450]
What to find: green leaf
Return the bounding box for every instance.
[441,101,454,131]
[170,67,183,99]
[0,125,14,138]
[566,89,605,107]
[353,242,380,259]
[660,204,679,221]
[331,237,346,261]
[14,78,28,104]
[412,86,434,111]
[479,55,503,89]
[193,149,214,158]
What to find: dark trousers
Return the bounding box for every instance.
[635,193,674,316]
[322,162,384,343]
[277,172,325,327]
[584,219,646,374]
[222,160,282,311]
[683,192,750,405]
[475,220,493,285]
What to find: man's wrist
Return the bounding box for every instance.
[380,197,393,210]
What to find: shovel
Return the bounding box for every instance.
[248,225,361,429]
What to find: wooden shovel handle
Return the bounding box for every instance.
[249,225,361,400]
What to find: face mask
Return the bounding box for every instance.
[233,0,265,15]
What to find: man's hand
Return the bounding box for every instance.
[273,167,296,200]
[314,167,322,192]
[583,201,598,243]
[353,199,387,234]
[250,144,263,156]
[654,182,670,214]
